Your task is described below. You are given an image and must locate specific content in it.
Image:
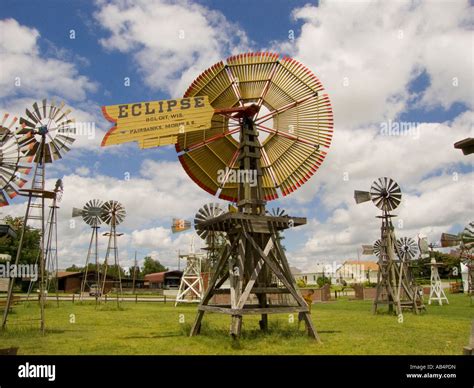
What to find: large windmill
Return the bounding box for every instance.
[354,177,423,316]
[72,199,105,302]
[101,52,334,340]
[100,200,126,306]
[2,99,75,332]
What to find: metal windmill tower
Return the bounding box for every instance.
[26,179,64,305]
[355,177,423,316]
[102,53,334,340]
[99,200,126,306]
[72,199,105,303]
[2,99,75,332]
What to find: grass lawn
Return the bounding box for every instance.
[0,294,472,355]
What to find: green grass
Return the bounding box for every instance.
[0,294,472,355]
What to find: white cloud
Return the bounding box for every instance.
[275,0,473,128]
[0,18,97,101]
[94,0,250,96]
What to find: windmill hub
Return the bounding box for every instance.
[38,125,49,135]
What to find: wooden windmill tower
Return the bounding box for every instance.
[2,99,75,332]
[101,53,334,340]
[426,258,449,305]
[72,199,105,303]
[175,236,206,306]
[355,178,423,316]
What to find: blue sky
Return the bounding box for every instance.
[0,0,472,270]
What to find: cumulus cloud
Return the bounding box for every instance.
[276,0,473,128]
[0,18,97,101]
[94,0,251,96]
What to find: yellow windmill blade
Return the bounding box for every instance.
[177,52,334,201]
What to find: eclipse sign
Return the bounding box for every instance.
[101,96,214,149]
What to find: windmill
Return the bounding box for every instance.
[175,237,206,306]
[102,52,334,340]
[354,177,423,316]
[72,199,105,302]
[172,204,225,305]
[440,221,474,295]
[2,99,75,332]
[0,113,31,206]
[194,203,225,270]
[100,200,126,305]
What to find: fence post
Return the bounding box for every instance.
[135,294,138,304]
[164,295,166,304]
[72,294,75,304]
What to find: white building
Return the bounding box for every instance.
[335,260,379,285]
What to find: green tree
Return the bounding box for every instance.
[142,256,168,275]
[0,216,40,264]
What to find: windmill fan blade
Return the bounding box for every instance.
[369,177,401,211]
[0,113,33,206]
[194,203,224,240]
[373,239,383,258]
[100,200,126,226]
[176,53,333,202]
[354,190,371,204]
[396,237,418,260]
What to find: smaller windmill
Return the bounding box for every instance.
[175,237,206,306]
[440,221,474,295]
[426,257,449,305]
[0,113,31,206]
[100,200,126,305]
[354,177,422,315]
[2,99,75,332]
[194,203,225,270]
[72,199,104,302]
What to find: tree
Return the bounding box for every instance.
[66,264,82,272]
[0,216,40,264]
[142,256,167,275]
[317,276,331,287]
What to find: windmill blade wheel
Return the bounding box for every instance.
[194,203,224,240]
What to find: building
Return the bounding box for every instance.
[144,270,182,289]
[56,271,137,293]
[335,260,379,285]
[291,263,339,286]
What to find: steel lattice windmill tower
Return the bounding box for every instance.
[27,179,64,305]
[101,53,334,340]
[2,99,75,332]
[427,258,449,305]
[355,177,423,316]
[99,200,126,306]
[72,199,105,303]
